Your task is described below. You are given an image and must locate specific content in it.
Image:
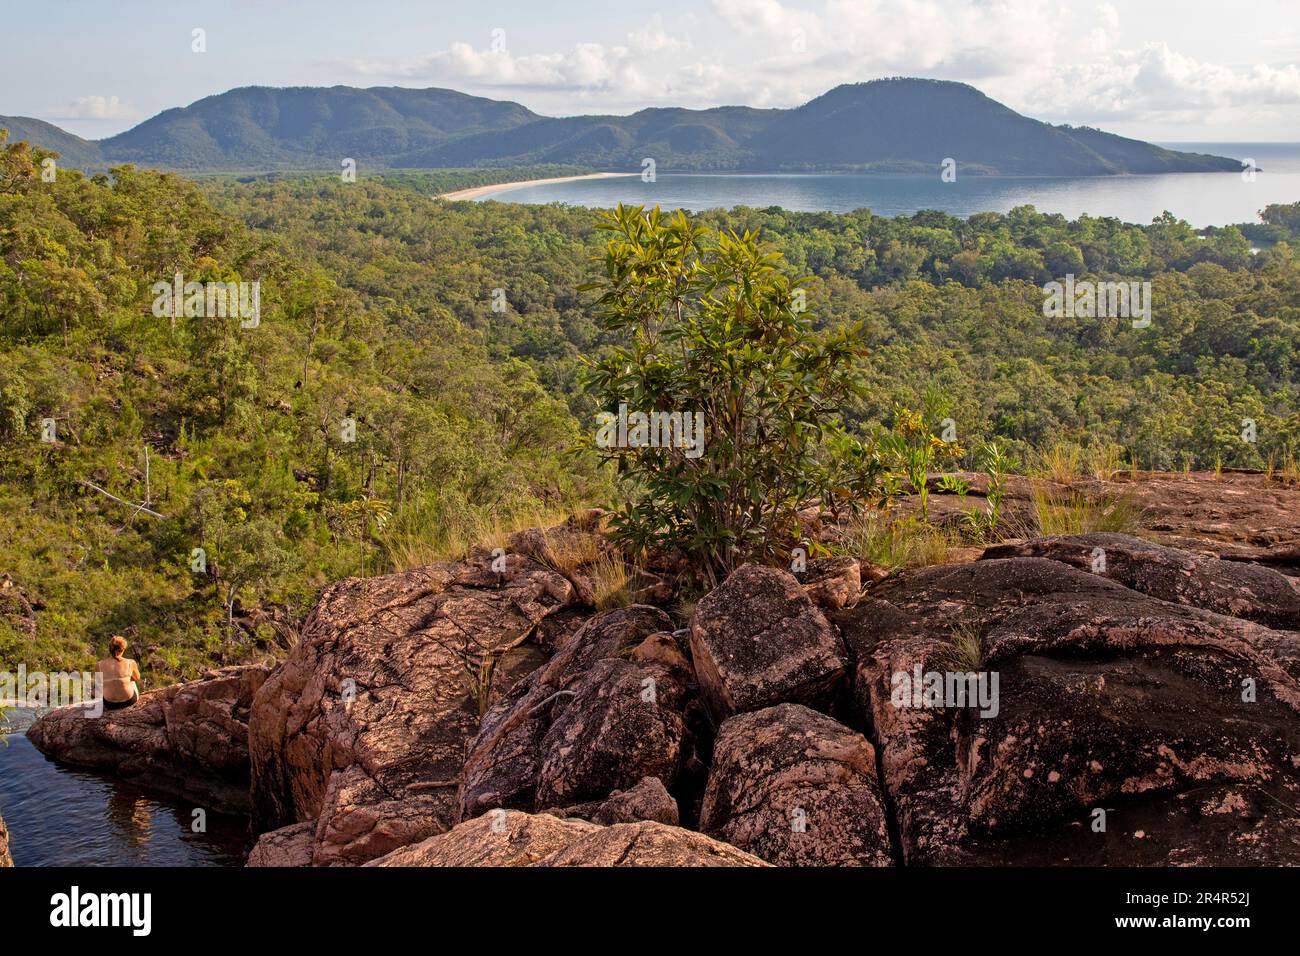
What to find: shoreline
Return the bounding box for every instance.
[440,171,638,201]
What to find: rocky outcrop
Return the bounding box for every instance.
[700,704,893,866]
[690,564,847,721]
[30,490,1300,869]
[982,532,1300,629]
[27,664,269,813]
[0,811,11,867]
[368,809,767,867]
[837,556,1300,865]
[247,549,576,865]
[457,605,690,821]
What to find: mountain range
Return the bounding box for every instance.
[1,77,1240,175]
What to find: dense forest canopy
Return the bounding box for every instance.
[2,131,1298,682]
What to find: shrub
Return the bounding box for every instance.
[581,205,883,587]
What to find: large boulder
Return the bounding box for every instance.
[0,811,11,867]
[700,703,893,866]
[838,554,1300,865]
[247,549,575,865]
[982,532,1300,629]
[689,564,847,721]
[27,664,269,813]
[457,605,690,821]
[368,809,767,867]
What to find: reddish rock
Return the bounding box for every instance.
[0,812,11,867]
[796,556,862,610]
[246,821,315,867]
[248,549,574,865]
[546,776,680,826]
[27,664,269,813]
[981,532,1300,630]
[700,703,892,866]
[369,809,766,867]
[838,555,1300,865]
[457,605,685,821]
[689,564,847,721]
[630,631,692,673]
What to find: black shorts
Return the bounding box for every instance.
[102,692,138,711]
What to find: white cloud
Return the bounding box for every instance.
[333,0,1300,132]
[1020,42,1300,124]
[59,95,134,120]
[713,0,816,35]
[347,41,643,95]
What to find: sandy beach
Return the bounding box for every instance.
[440,171,638,201]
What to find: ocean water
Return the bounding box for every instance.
[0,710,247,867]
[472,143,1300,227]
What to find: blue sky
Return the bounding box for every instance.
[3,0,1298,141]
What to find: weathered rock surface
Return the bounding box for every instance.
[795,556,862,610]
[0,811,11,867]
[546,776,680,826]
[690,564,847,721]
[248,549,574,865]
[982,532,1300,630]
[28,664,269,813]
[701,703,893,866]
[837,555,1300,865]
[457,605,690,821]
[369,809,767,867]
[887,471,1300,573]
[246,821,315,867]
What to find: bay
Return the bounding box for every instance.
[471,143,1300,227]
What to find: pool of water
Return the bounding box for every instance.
[0,710,248,867]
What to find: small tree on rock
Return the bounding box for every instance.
[581,204,882,588]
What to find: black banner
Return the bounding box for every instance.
[3,865,1286,943]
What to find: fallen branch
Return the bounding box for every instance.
[78,480,169,519]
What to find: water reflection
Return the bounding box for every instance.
[109,788,155,848]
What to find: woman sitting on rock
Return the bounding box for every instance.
[96,635,141,711]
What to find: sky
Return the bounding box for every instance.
[2,0,1298,142]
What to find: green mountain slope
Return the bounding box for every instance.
[4,78,1239,174]
[0,116,103,168]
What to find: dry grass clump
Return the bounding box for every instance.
[587,552,631,611]
[837,512,959,571]
[1014,483,1144,536]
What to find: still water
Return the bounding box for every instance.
[0,710,247,866]
[473,143,1300,228]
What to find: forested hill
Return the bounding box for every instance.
[2,78,1239,174]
